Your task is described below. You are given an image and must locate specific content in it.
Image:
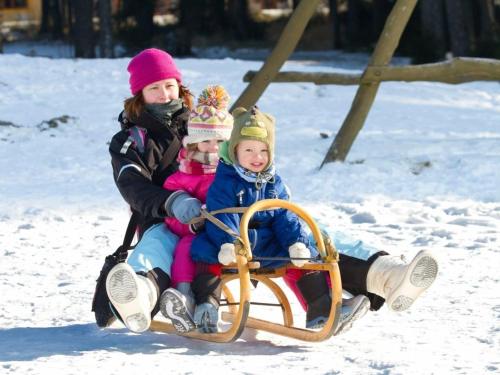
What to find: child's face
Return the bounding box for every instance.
[197,139,222,153]
[236,140,269,173]
[142,78,179,104]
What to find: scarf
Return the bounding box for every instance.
[144,99,184,125]
[178,148,219,175]
[234,164,276,189]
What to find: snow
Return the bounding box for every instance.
[1,49,499,374]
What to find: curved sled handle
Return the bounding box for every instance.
[238,199,329,261]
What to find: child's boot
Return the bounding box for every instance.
[192,273,222,333]
[194,302,219,333]
[334,295,370,335]
[366,250,438,312]
[106,263,157,333]
[296,271,332,329]
[160,282,196,333]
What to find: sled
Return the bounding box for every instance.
[149,199,343,342]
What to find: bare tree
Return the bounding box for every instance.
[98,0,113,58]
[204,0,229,34]
[134,0,155,39]
[420,0,447,59]
[346,0,361,48]
[176,0,196,56]
[0,14,3,53]
[228,0,256,40]
[328,0,342,49]
[39,0,63,38]
[73,0,95,58]
[117,0,155,48]
[478,0,499,43]
[444,0,470,56]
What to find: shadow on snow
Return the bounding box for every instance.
[0,323,309,361]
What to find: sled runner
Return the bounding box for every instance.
[149,199,343,342]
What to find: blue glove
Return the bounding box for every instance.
[165,191,202,224]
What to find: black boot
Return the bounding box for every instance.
[296,271,332,329]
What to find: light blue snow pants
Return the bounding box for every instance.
[308,227,380,260]
[127,223,179,277]
[329,230,379,260]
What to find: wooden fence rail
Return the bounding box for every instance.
[243,58,500,85]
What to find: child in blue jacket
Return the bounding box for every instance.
[187,106,368,333]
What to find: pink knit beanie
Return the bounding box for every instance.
[127,48,182,95]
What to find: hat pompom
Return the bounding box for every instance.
[198,85,230,110]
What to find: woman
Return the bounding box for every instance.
[105,48,202,333]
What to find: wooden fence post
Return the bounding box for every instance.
[320,0,419,166]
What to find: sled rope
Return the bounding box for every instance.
[191,207,318,262]
[198,207,246,240]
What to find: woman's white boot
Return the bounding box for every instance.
[106,263,157,332]
[366,250,438,312]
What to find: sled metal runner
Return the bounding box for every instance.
[149,199,343,342]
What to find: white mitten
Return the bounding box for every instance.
[288,242,310,267]
[218,243,236,265]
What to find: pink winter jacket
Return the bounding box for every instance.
[163,171,215,236]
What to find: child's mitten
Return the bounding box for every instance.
[218,243,236,265]
[288,242,310,267]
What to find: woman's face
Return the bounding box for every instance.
[236,139,269,173]
[142,78,179,104]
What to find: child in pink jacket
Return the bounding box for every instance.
[159,85,233,332]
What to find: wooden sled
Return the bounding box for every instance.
[150,199,342,343]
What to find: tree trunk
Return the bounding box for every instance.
[64,0,73,37]
[478,0,499,42]
[419,0,446,58]
[39,0,50,35]
[328,0,341,49]
[444,0,470,56]
[0,14,3,53]
[51,0,63,38]
[39,0,63,38]
[228,0,254,40]
[373,0,391,41]
[176,0,195,56]
[204,0,228,33]
[73,0,95,58]
[346,0,361,48]
[135,0,155,39]
[98,0,114,58]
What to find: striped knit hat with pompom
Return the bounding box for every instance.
[182,85,234,147]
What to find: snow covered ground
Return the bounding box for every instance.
[0,49,499,374]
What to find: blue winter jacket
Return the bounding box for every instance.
[190,162,318,268]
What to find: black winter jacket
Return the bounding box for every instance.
[109,106,189,233]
